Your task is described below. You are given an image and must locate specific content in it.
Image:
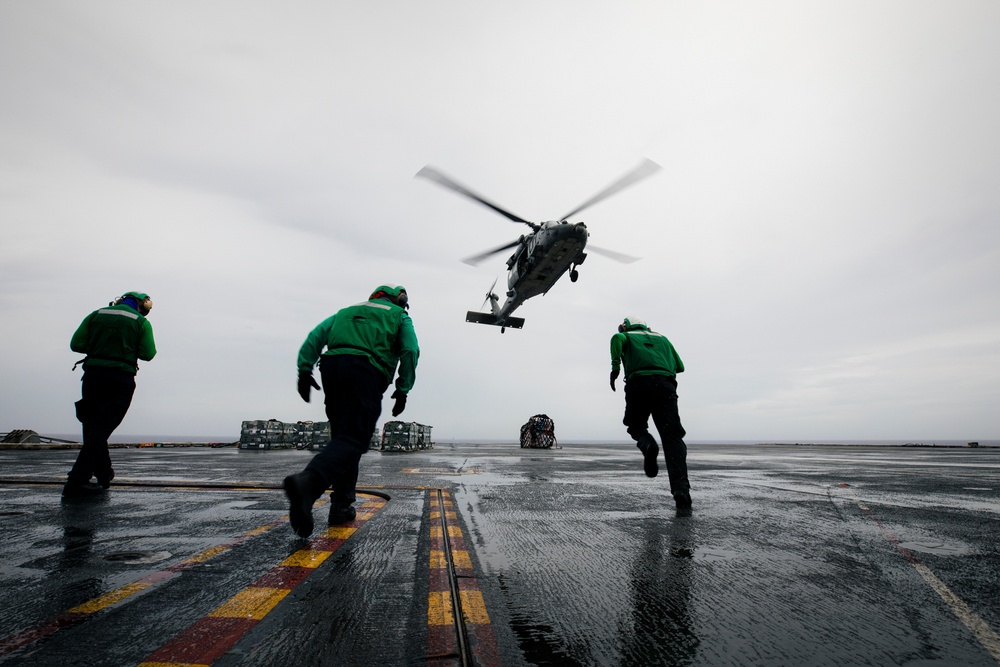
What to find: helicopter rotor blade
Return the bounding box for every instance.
[560,158,662,221]
[416,166,537,229]
[587,244,641,264]
[481,277,499,309]
[462,239,521,266]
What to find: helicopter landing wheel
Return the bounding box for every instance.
[501,327,506,333]
[570,269,579,282]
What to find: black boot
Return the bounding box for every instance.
[283,470,326,538]
[674,490,692,515]
[96,468,115,490]
[636,435,659,478]
[62,480,107,499]
[328,504,357,525]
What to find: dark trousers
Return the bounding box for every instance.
[623,375,689,495]
[69,366,135,484]
[306,355,388,508]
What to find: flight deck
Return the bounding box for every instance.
[1,442,998,666]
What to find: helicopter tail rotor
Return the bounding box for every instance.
[481,277,499,311]
[467,277,522,329]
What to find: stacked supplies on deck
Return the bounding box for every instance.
[239,419,290,449]
[519,414,559,449]
[380,421,433,452]
[290,421,331,450]
[239,420,330,450]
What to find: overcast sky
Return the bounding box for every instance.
[2,2,998,443]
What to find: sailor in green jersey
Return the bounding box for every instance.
[284,284,419,538]
[610,316,691,512]
[64,292,156,498]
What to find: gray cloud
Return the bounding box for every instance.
[2,2,998,443]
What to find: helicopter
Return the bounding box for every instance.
[416,158,661,332]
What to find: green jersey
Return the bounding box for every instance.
[610,323,683,381]
[70,304,157,375]
[297,298,419,393]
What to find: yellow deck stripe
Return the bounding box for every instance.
[39,516,288,620]
[280,549,333,569]
[427,548,472,570]
[12,491,386,666]
[459,589,490,624]
[450,549,472,569]
[430,525,462,538]
[324,526,358,539]
[68,582,150,614]
[208,587,289,620]
[427,590,454,626]
[182,545,229,564]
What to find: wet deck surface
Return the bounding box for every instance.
[1,442,999,666]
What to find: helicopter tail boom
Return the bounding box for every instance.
[465,311,525,329]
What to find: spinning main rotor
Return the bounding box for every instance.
[416,158,660,266]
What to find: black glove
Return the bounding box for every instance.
[391,389,407,417]
[610,369,620,392]
[298,372,321,402]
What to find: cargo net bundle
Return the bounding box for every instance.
[240,420,330,450]
[520,414,559,449]
[378,421,433,452]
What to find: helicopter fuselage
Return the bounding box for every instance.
[417,158,659,332]
[499,220,589,319]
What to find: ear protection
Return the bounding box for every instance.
[113,292,153,315]
[371,289,409,310]
[619,316,646,332]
